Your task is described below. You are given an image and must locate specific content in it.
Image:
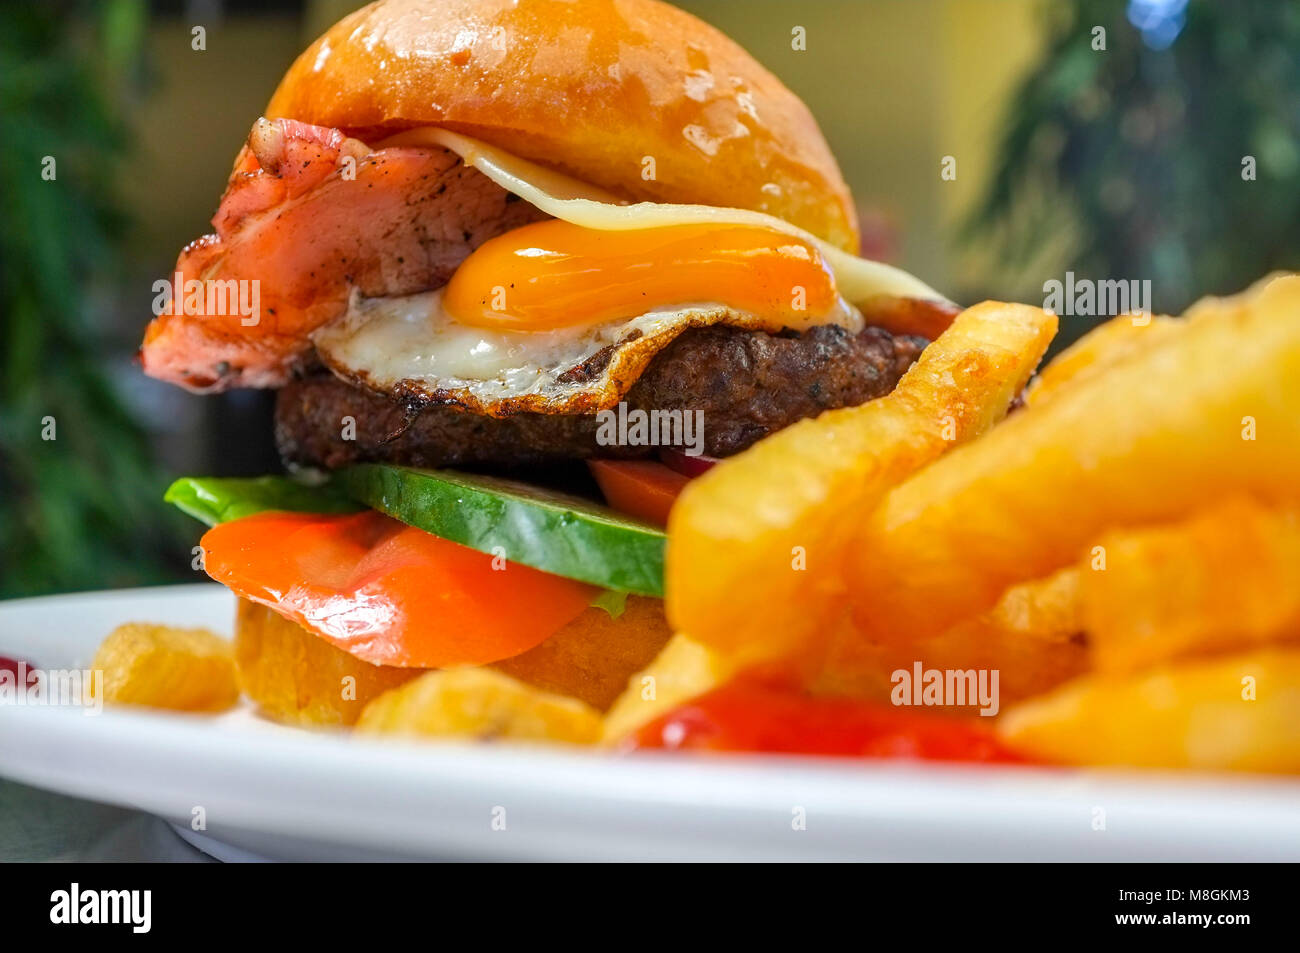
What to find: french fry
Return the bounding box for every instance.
[1025,314,1180,406]
[850,274,1300,645]
[356,668,602,744]
[1081,498,1300,674]
[667,301,1057,665]
[93,622,239,712]
[601,634,733,743]
[812,568,1087,708]
[1182,271,1291,320]
[998,648,1300,773]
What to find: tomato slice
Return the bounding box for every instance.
[201,510,596,668]
[587,459,690,526]
[626,681,1026,763]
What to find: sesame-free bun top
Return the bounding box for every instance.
[265,0,859,251]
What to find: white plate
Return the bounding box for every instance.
[1,584,1298,861]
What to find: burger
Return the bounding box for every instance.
[140,0,956,727]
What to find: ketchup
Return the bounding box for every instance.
[627,681,1025,763]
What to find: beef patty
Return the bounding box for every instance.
[276,323,927,470]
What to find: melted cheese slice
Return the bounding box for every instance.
[376,127,949,308]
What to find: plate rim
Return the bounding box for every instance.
[3,585,1299,861]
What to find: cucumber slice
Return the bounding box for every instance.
[336,464,666,597]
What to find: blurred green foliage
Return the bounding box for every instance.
[967,0,1300,319]
[3,0,1295,598]
[0,0,183,597]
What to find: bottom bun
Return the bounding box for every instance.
[234,594,671,727]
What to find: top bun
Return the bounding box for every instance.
[265,0,859,251]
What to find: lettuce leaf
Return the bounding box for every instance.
[164,475,360,527]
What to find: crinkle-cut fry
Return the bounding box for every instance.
[851,274,1300,645]
[92,622,238,712]
[667,301,1056,665]
[601,634,733,744]
[812,568,1086,709]
[998,648,1300,773]
[1082,498,1300,674]
[1025,314,1181,406]
[356,668,602,744]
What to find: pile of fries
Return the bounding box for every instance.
[651,272,1300,773]
[94,274,1300,773]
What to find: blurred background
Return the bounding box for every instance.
[1,0,1297,598]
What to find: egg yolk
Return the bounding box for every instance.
[441,219,840,332]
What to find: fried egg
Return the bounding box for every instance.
[311,127,945,417]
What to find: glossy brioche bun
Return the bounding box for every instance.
[265,0,859,251]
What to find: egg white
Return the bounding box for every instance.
[312,288,861,416]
